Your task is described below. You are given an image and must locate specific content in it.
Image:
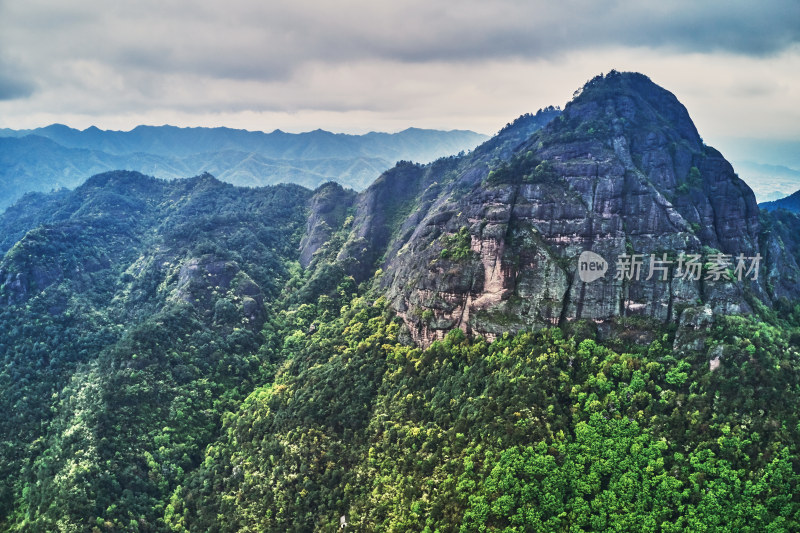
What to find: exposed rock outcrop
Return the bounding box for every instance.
[336,72,790,346]
[299,182,357,267]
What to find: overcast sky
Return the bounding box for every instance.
[1,0,798,145]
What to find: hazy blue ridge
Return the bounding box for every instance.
[0,125,489,210]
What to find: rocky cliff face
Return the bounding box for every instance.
[334,72,792,346]
[761,208,800,302]
[299,182,357,268]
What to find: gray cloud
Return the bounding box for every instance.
[3,1,799,84]
[0,56,35,100]
[0,0,798,139]
[0,74,33,100]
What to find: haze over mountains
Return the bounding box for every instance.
[2,119,798,214]
[0,124,488,210]
[760,188,800,213]
[730,159,800,203]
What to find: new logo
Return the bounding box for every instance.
[577,251,608,283]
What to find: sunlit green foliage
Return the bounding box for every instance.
[171,299,800,532]
[439,227,473,261]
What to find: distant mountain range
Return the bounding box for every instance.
[0,124,489,209]
[706,137,800,203]
[716,138,800,172]
[731,160,800,203]
[760,188,800,213]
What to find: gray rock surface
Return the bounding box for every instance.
[332,72,795,346]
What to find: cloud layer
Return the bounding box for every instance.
[1,0,798,138]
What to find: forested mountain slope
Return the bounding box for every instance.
[1,73,800,531]
[0,171,313,530]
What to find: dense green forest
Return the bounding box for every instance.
[0,171,312,531]
[2,73,800,531]
[167,282,800,532]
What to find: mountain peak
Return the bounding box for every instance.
[338,71,773,346]
[573,70,655,97]
[570,70,677,107]
[40,123,76,134]
[551,70,702,151]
